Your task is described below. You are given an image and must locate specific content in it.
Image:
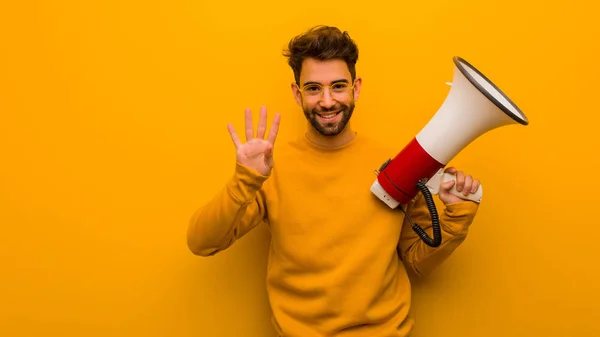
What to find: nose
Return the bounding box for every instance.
[318,88,336,109]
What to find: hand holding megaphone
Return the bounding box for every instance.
[425,166,483,204]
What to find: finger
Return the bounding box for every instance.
[440,179,455,191]
[256,106,267,139]
[444,166,457,174]
[245,108,254,141]
[455,171,465,192]
[471,179,480,193]
[267,112,281,145]
[463,175,473,196]
[227,123,242,149]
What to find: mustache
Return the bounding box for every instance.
[312,104,346,114]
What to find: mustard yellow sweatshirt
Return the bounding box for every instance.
[187,133,479,337]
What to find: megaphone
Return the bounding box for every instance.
[370,56,529,247]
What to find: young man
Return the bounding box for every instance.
[187,25,481,337]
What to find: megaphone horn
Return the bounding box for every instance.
[370,56,529,247]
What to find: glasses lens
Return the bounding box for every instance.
[331,83,349,93]
[302,84,322,96]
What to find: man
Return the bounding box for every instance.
[187,25,481,337]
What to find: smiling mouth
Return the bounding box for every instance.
[317,111,341,120]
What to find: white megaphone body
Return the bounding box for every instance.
[371,56,529,247]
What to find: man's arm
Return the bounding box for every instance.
[187,162,270,257]
[188,106,280,257]
[398,192,479,277]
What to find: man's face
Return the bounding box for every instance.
[292,58,361,136]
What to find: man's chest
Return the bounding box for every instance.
[263,155,404,261]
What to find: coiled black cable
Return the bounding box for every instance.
[397,180,442,248]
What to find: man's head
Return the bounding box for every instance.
[283,26,362,137]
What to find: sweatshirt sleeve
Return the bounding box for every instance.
[397,192,479,277]
[186,162,270,257]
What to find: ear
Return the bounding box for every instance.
[291,82,302,106]
[352,76,362,101]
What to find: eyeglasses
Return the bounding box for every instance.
[297,81,355,99]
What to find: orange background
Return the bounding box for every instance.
[1,1,599,336]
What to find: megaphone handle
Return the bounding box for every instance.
[441,172,483,203]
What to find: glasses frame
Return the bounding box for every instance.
[296,80,356,100]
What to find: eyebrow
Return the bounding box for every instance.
[301,79,350,86]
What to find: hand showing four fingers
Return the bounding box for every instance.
[227,106,281,176]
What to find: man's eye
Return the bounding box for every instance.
[332,83,348,91]
[305,85,321,92]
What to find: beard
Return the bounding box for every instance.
[303,101,355,136]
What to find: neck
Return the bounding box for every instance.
[305,122,357,148]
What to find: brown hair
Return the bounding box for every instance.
[283,25,359,85]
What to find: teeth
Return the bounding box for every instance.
[320,112,337,119]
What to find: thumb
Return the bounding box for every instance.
[264,143,274,165]
[264,143,274,157]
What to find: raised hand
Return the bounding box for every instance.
[227,106,281,176]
